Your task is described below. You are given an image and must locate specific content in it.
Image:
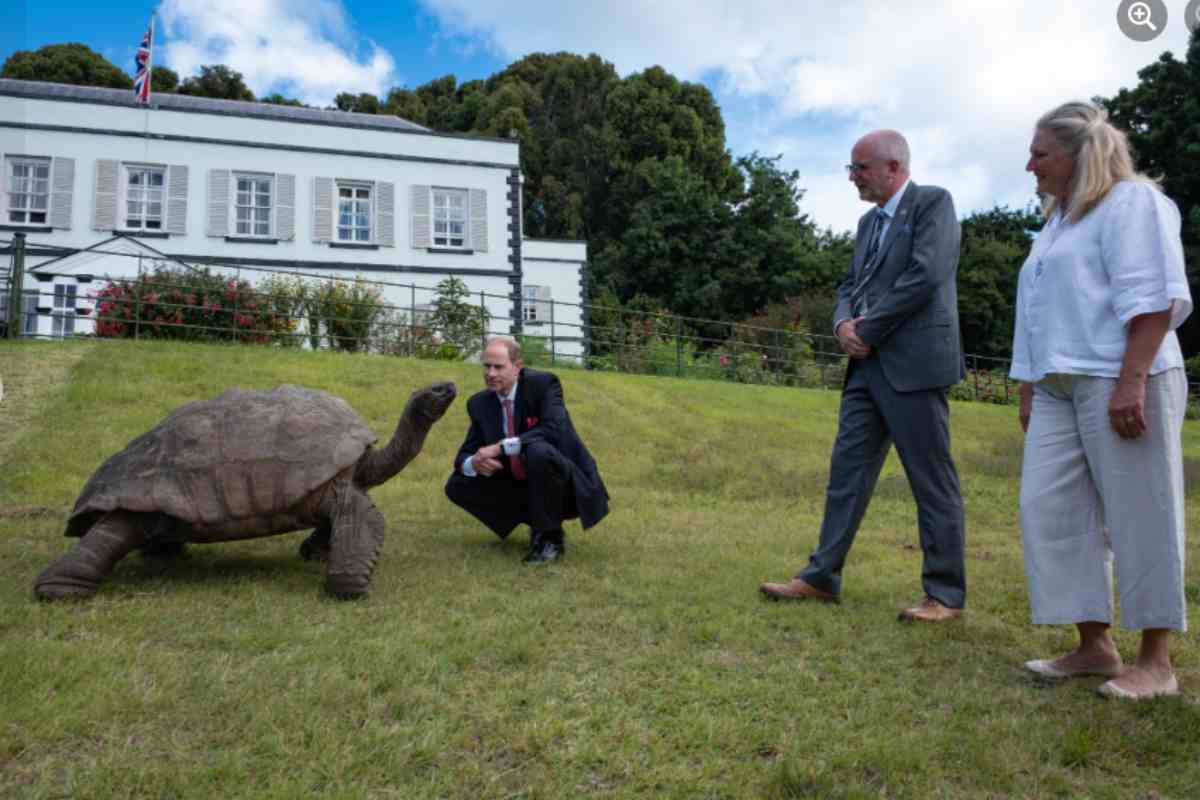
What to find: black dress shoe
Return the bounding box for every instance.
[523,530,565,563]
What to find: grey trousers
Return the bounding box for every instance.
[1020,369,1188,631]
[797,356,967,607]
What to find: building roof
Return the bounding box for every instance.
[0,78,432,135]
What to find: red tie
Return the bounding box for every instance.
[502,398,527,480]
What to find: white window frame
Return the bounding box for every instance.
[523,285,543,325]
[5,156,51,226]
[335,180,373,243]
[52,284,78,337]
[122,163,166,232]
[432,187,469,249]
[233,172,274,238]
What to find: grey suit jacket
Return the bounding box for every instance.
[833,182,965,392]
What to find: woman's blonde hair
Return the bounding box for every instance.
[1036,100,1156,223]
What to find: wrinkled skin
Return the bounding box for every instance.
[33,382,457,601]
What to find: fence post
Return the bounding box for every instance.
[971,354,979,400]
[675,316,683,377]
[233,266,241,342]
[134,254,143,341]
[549,299,556,366]
[6,232,25,339]
[480,290,487,354]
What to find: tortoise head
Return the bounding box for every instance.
[409,381,457,424]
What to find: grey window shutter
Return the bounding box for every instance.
[376,181,395,247]
[92,159,119,231]
[469,188,488,252]
[537,284,552,322]
[276,173,296,240]
[313,177,333,242]
[166,165,188,235]
[50,157,75,229]
[207,169,230,237]
[410,184,430,248]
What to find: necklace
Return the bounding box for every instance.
[1033,211,1069,278]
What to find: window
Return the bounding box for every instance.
[235,174,273,237]
[337,182,372,242]
[52,284,77,337]
[22,290,38,335]
[6,157,50,225]
[523,285,551,325]
[432,188,467,248]
[125,165,165,230]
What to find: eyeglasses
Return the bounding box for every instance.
[844,162,872,174]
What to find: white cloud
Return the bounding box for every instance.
[420,0,1192,232]
[158,0,395,107]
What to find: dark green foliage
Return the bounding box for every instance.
[150,66,179,94]
[333,92,380,114]
[260,93,306,107]
[956,205,1042,358]
[0,43,132,89]
[1103,30,1200,355]
[178,65,255,101]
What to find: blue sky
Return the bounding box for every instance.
[3,1,1193,233]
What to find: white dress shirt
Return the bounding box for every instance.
[1009,180,1191,383]
[461,380,523,477]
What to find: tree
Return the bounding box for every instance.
[428,277,489,359]
[1103,30,1200,354]
[151,66,179,93]
[1,43,131,89]
[178,65,255,101]
[260,93,306,107]
[955,206,1042,359]
[333,92,380,114]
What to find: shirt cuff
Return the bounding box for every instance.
[502,437,522,456]
[461,456,478,477]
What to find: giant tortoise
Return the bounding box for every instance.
[34,381,456,600]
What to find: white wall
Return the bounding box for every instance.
[521,238,587,363]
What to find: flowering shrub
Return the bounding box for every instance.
[94,267,297,344]
[949,368,1017,405]
[303,278,385,352]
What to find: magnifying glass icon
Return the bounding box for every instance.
[1127,1,1158,31]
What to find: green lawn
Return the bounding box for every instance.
[1,339,1197,799]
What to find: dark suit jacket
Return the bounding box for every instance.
[834,182,965,392]
[453,367,609,529]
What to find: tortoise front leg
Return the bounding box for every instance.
[298,521,332,562]
[34,511,147,600]
[324,487,385,599]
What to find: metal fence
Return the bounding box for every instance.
[0,232,1136,410]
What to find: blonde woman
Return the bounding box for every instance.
[1011,100,1191,699]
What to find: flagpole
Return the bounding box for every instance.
[142,16,154,160]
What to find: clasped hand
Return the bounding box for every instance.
[472,443,505,476]
[836,316,871,359]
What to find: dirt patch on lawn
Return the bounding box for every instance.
[0,342,94,466]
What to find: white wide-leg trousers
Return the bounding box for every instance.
[1020,368,1188,631]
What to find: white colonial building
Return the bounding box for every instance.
[0,79,588,360]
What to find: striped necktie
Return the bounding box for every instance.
[862,209,886,270]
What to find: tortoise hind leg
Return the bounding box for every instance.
[324,488,385,600]
[34,511,147,601]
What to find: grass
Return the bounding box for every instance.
[1,338,1198,799]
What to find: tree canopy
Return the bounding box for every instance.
[1103,30,1200,355]
[1,43,132,89]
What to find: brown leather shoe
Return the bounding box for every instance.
[898,596,962,622]
[759,578,837,602]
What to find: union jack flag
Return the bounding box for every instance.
[133,20,153,105]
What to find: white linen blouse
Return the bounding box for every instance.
[1009,180,1191,383]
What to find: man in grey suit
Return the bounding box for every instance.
[759,129,966,622]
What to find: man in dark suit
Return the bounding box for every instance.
[445,337,609,563]
[759,129,967,622]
